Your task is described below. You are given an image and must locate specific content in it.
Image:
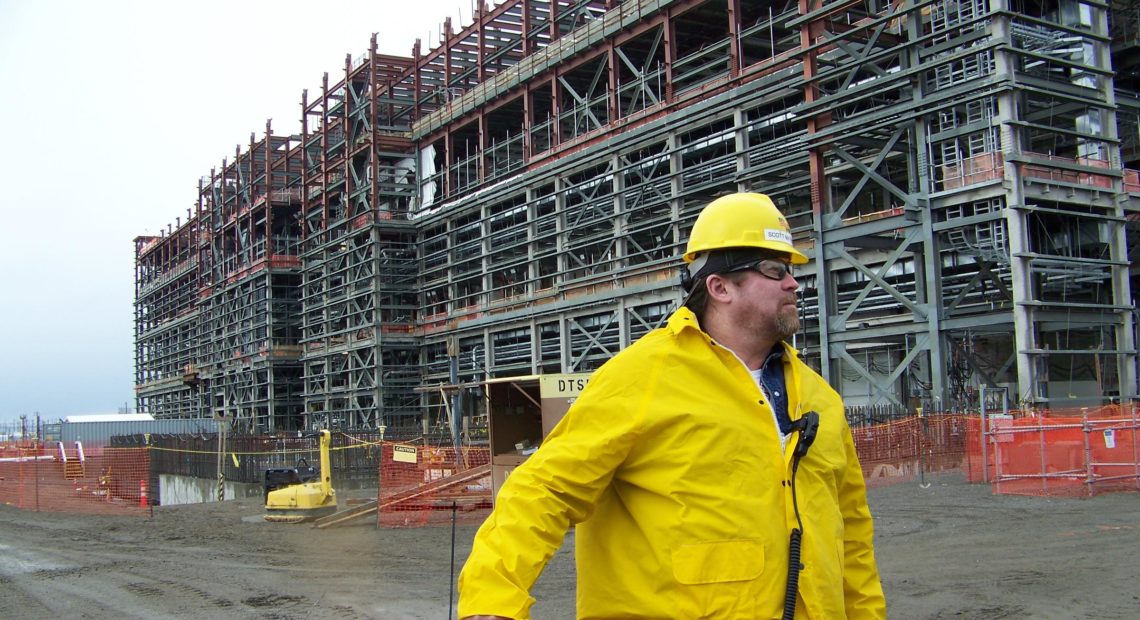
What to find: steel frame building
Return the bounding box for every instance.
[135,0,1140,434]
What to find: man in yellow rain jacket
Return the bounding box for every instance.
[459,193,886,619]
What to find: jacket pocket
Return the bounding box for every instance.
[672,539,765,584]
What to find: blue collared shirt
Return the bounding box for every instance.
[757,346,791,435]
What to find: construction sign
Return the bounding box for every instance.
[392,444,417,464]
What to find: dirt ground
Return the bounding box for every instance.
[1,473,1137,619]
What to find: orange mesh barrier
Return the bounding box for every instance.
[964,416,989,483]
[977,409,1140,497]
[366,415,976,525]
[6,405,1132,520]
[367,414,976,527]
[1038,403,1135,418]
[377,441,491,528]
[0,444,152,516]
[852,414,970,487]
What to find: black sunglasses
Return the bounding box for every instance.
[726,258,794,281]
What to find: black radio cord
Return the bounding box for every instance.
[782,452,806,620]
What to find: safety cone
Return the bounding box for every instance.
[139,479,148,507]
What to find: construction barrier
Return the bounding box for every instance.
[970,406,1140,497]
[371,413,976,528]
[1,433,386,516]
[853,414,971,488]
[0,444,152,516]
[377,441,492,528]
[6,405,1135,521]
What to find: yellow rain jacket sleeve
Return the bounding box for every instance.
[458,307,885,619]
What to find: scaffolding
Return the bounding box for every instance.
[298,35,421,431]
[136,0,1140,434]
[135,124,306,433]
[134,218,200,418]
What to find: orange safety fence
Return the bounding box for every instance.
[969,407,1140,497]
[1034,403,1137,419]
[852,414,972,488]
[377,441,492,528]
[0,445,153,516]
[6,406,1136,522]
[374,414,978,529]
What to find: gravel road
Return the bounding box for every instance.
[1,474,1137,619]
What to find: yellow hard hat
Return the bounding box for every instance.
[683,192,808,264]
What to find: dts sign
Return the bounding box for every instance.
[558,377,588,393]
[539,373,592,400]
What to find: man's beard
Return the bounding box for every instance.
[774,305,800,341]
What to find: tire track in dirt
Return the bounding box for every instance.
[4,478,1138,619]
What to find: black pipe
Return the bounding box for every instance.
[449,501,458,619]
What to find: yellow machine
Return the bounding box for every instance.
[264,429,337,523]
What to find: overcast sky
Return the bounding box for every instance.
[0,0,474,423]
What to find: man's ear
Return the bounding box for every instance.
[704,272,733,303]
